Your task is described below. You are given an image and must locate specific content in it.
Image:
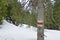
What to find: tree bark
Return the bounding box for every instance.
[37,0,44,40]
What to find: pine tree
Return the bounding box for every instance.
[53,0,60,29]
[0,0,8,24]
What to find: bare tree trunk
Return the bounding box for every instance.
[37,0,44,40]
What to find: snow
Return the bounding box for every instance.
[45,29,60,40]
[0,20,60,40]
[0,20,37,40]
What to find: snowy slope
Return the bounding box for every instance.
[45,29,60,40]
[0,20,60,40]
[0,20,37,40]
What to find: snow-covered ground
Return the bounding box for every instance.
[0,20,60,40]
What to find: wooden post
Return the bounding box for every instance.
[37,0,44,40]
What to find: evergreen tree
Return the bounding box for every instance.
[53,0,60,29]
[0,0,8,24]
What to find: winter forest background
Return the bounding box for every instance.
[0,0,60,30]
